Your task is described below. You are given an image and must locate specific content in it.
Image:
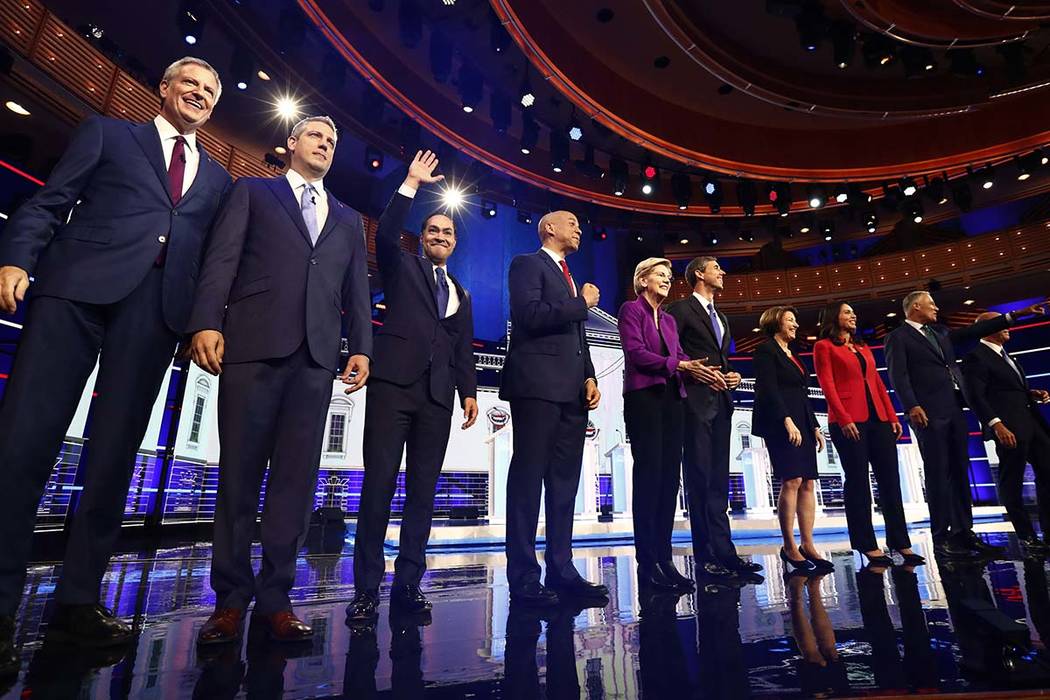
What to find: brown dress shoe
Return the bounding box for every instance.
[262,611,313,642]
[197,608,244,646]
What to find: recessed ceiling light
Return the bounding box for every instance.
[5,101,30,116]
[257,70,271,81]
[679,238,689,245]
[963,299,975,305]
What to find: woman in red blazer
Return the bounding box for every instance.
[813,301,923,567]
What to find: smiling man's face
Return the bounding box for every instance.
[421,213,457,264]
[159,62,218,133]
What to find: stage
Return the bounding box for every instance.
[5,525,1050,698]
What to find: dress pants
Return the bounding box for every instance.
[0,267,177,614]
[505,398,588,591]
[210,342,333,614]
[623,384,684,568]
[911,404,974,543]
[994,420,1050,540]
[353,375,453,593]
[681,394,736,563]
[830,419,911,552]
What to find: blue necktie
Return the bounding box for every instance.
[434,267,449,318]
[301,184,320,245]
[708,302,723,346]
[1001,347,1026,386]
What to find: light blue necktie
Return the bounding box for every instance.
[301,183,320,245]
[708,302,723,346]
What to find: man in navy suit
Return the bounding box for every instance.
[0,57,230,661]
[885,291,1045,558]
[188,115,372,644]
[962,312,1050,558]
[667,257,762,583]
[347,151,478,626]
[500,211,607,607]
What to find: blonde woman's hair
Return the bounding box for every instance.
[633,257,673,294]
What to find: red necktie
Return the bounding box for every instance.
[558,260,576,297]
[168,135,186,205]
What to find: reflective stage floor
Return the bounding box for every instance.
[5,526,1050,698]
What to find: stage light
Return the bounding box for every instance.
[275,96,301,121]
[568,111,583,142]
[574,145,604,180]
[768,182,791,216]
[257,70,271,81]
[231,45,253,91]
[702,175,723,213]
[459,63,482,113]
[925,175,948,204]
[963,299,975,305]
[949,48,983,77]
[834,183,849,203]
[907,200,924,223]
[738,231,754,243]
[517,209,532,225]
[865,210,878,233]
[482,200,497,219]
[1015,153,1039,181]
[795,3,826,52]
[519,70,535,108]
[705,232,718,246]
[610,158,628,196]
[978,164,995,189]
[821,221,834,241]
[489,91,511,134]
[679,237,689,245]
[593,226,608,241]
[862,34,896,67]
[1039,148,1049,166]
[441,185,465,210]
[806,184,826,208]
[899,177,917,197]
[550,132,569,173]
[902,46,936,77]
[951,178,974,211]
[274,146,287,155]
[641,163,658,196]
[830,21,855,69]
[178,2,204,45]
[886,311,897,318]
[520,112,538,154]
[737,178,757,216]
[672,173,691,210]
[365,146,383,172]
[4,101,29,116]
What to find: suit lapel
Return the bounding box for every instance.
[984,343,1027,389]
[905,324,945,362]
[266,177,313,247]
[130,122,172,204]
[688,295,720,348]
[174,144,211,209]
[313,191,342,248]
[537,250,574,297]
[416,256,439,317]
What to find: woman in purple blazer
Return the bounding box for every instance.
[619,257,703,593]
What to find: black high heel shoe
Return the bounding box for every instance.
[798,544,835,571]
[889,549,926,566]
[780,547,816,573]
[860,550,894,567]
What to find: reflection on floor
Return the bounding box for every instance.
[5,527,1050,698]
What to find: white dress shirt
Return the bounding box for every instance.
[397,182,461,317]
[693,291,724,342]
[540,246,576,295]
[154,115,199,197]
[285,168,328,232]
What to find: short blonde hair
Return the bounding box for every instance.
[759,305,798,338]
[633,257,673,294]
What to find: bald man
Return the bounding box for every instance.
[962,312,1050,558]
[499,211,607,607]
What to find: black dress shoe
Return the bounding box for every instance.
[638,564,680,591]
[964,533,1006,557]
[1019,536,1049,559]
[510,581,560,607]
[546,575,609,599]
[722,556,764,574]
[0,616,17,678]
[934,540,982,559]
[888,549,926,566]
[860,551,894,567]
[346,591,380,627]
[657,562,696,592]
[47,604,133,647]
[798,545,835,571]
[390,584,432,614]
[696,561,741,582]
[780,547,817,573]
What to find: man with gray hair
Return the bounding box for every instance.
[0,56,230,661]
[885,291,1046,559]
[188,115,372,644]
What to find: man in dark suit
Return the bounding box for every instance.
[499,211,607,607]
[667,256,762,583]
[188,115,372,644]
[962,312,1050,558]
[0,57,230,661]
[346,151,478,625]
[885,291,1045,558]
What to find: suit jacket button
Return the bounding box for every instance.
[158,235,166,243]
[172,210,179,216]
[310,258,318,265]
